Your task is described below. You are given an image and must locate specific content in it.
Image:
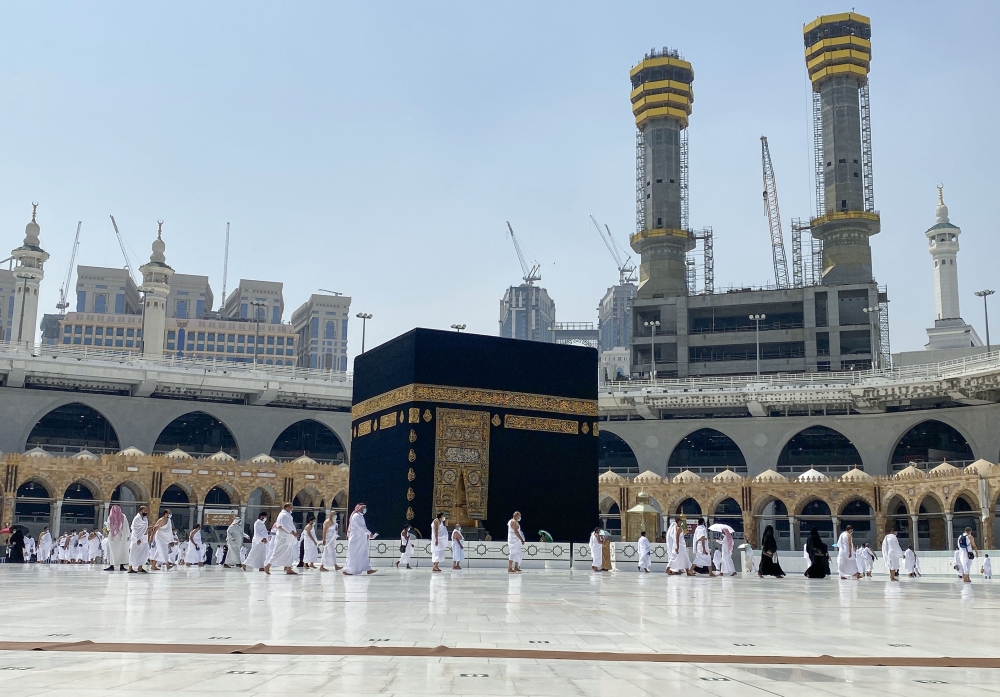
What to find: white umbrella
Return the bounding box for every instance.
[709,523,734,534]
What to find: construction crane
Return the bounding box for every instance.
[590,215,636,285]
[109,215,136,284]
[760,136,790,289]
[221,222,230,308]
[506,221,541,285]
[56,221,82,314]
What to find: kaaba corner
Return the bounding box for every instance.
[348,328,599,542]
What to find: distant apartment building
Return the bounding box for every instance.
[223,279,284,324]
[499,284,555,343]
[0,268,15,341]
[291,293,352,371]
[75,266,140,315]
[166,273,213,319]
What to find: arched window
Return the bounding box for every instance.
[713,497,743,534]
[153,412,238,459]
[26,403,120,454]
[270,420,346,463]
[891,420,974,471]
[668,429,747,475]
[777,426,861,475]
[14,481,52,532]
[61,482,97,529]
[676,498,702,515]
[598,431,639,476]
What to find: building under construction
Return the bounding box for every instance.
[627,12,889,379]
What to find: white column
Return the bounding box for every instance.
[12,276,42,346]
[910,515,920,551]
[945,513,954,551]
[52,500,63,537]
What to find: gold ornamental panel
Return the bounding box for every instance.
[351,383,598,420]
[504,414,579,435]
[433,408,489,523]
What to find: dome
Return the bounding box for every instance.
[893,465,925,479]
[671,469,701,483]
[24,446,50,458]
[118,446,146,458]
[73,449,99,461]
[291,455,318,466]
[634,470,662,484]
[753,469,787,483]
[249,453,277,464]
[929,461,960,476]
[163,449,191,460]
[23,205,41,246]
[207,450,235,461]
[840,467,873,482]
[797,468,829,482]
[599,469,625,483]
[712,469,743,483]
[150,222,167,263]
[966,459,998,475]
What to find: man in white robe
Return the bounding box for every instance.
[589,527,603,572]
[264,503,300,575]
[667,518,694,575]
[320,514,341,572]
[692,519,713,576]
[637,531,651,573]
[24,535,36,563]
[718,528,736,576]
[149,510,175,571]
[663,519,677,573]
[38,528,52,564]
[881,528,903,581]
[507,512,524,573]
[244,513,270,571]
[343,504,376,575]
[836,526,860,580]
[301,520,319,568]
[224,517,246,567]
[431,513,447,573]
[105,505,130,571]
[128,507,150,573]
[215,545,226,566]
[958,527,978,583]
[903,547,917,577]
[396,524,413,570]
[185,525,205,566]
[451,524,465,570]
[983,554,992,579]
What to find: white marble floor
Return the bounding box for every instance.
[1,563,999,695]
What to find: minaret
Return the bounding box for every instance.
[924,186,982,350]
[138,221,174,355]
[10,203,50,346]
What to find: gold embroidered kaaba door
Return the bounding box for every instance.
[433,408,489,526]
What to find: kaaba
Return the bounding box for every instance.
[348,328,598,542]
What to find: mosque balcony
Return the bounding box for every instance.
[0,341,353,411]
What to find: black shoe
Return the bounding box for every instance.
[104,566,114,571]
[120,565,128,571]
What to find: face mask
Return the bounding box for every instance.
[362,508,367,515]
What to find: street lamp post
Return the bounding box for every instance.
[976,290,995,354]
[749,314,766,377]
[14,271,36,345]
[249,300,266,367]
[643,320,660,381]
[356,313,372,353]
[862,306,879,370]
[451,324,466,332]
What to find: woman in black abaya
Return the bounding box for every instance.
[804,526,831,578]
[7,528,26,563]
[757,525,785,578]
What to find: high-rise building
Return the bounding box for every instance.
[166,273,213,319]
[9,204,49,346]
[629,47,696,299]
[75,266,140,315]
[499,284,555,343]
[291,293,352,370]
[598,282,636,352]
[804,12,880,284]
[224,279,284,324]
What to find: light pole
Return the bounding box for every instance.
[249,300,266,367]
[14,270,37,345]
[356,313,372,353]
[749,314,766,377]
[643,320,660,381]
[862,306,879,370]
[976,290,995,354]
[451,324,466,332]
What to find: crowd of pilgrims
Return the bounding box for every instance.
[3,507,992,583]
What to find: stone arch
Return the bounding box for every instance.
[796,498,832,517]
[599,495,620,514]
[754,495,790,550]
[61,480,100,531]
[14,479,54,536]
[916,493,947,550]
[777,425,862,475]
[667,428,748,475]
[110,480,149,520]
[890,419,974,470]
[160,482,193,505]
[246,486,279,527]
[713,496,743,534]
[953,491,980,540]
[675,497,702,515]
[839,496,875,516]
[204,484,239,507]
[333,490,348,509]
[25,402,121,455]
[599,430,639,475]
[158,483,193,532]
[270,419,347,464]
[153,411,239,459]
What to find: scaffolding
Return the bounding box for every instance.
[685,227,714,294]
[812,90,825,218]
[791,219,804,288]
[685,257,696,294]
[635,129,646,234]
[878,285,891,369]
[680,128,690,232]
[812,236,824,283]
[860,82,875,213]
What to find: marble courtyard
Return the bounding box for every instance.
[0,565,998,696]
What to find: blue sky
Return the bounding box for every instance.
[1,2,996,366]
